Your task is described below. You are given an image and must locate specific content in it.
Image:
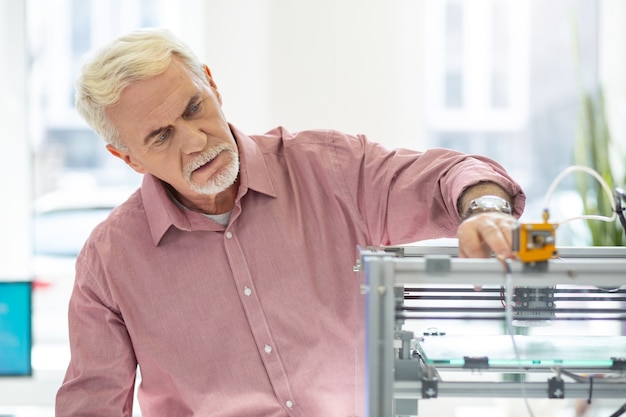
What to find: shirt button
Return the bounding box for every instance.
[285,400,294,409]
[244,287,252,296]
[225,231,233,239]
[264,344,272,354]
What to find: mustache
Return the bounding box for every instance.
[184,144,234,179]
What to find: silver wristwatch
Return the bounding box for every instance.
[463,195,512,220]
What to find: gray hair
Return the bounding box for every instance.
[75,28,206,150]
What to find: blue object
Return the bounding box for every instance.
[0,282,32,376]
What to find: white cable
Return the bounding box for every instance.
[502,259,535,417]
[558,213,616,226]
[542,165,617,225]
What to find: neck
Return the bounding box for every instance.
[168,179,239,215]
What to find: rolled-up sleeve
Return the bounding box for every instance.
[329,134,525,245]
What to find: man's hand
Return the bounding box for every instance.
[457,212,517,258]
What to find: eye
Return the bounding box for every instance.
[184,101,202,117]
[155,128,171,144]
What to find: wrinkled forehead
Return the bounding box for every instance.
[105,60,203,147]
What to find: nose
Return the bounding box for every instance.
[179,121,206,154]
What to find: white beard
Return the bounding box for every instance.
[184,144,240,195]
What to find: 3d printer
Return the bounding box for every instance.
[360,168,626,417]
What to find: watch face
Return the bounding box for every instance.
[466,195,512,219]
[480,196,503,209]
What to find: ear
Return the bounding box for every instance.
[204,65,222,105]
[106,144,147,174]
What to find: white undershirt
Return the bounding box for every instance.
[201,210,232,227]
[167,189,232,226]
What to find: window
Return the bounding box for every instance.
[422,0,599,227]
[28,0,196,195]
[424,0,529,131]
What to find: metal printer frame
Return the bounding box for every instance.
[359,245,626,417]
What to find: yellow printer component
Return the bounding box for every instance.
[513,210,558,263]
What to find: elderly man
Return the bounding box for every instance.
[55,28,524,417]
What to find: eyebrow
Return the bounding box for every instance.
[142,93,202,146]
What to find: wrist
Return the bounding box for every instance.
[462,195,512,220]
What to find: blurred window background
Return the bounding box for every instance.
[28,0,197,195]
[422,0,605,245]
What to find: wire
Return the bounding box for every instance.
[616,187,626,236]
[542,165,617,226]
[552,367,626,383]
[609,401,626,417]
[498,255,536,417]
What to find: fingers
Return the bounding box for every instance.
[457,222,489,258]
[458,213,517,259]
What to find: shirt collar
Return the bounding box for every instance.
[231,124,276,199]
[140,124,277,245]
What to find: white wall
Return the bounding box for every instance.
[0,0,32,282]
[198,0,426,151]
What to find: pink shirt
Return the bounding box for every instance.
[56,126,524,417]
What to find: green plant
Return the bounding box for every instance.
[571,15,625,246]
